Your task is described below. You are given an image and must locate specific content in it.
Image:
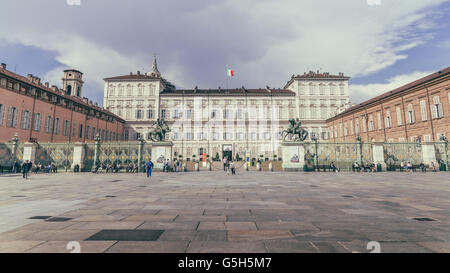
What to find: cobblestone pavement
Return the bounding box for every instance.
[0,171,449,253]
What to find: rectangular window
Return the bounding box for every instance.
[79,124,83,139]
[33,113,41,131]
[7,107,19,128]
[161,109,166,119]
[147,109,153,119]
[86,126,90,139]
[186,109,192,119]
[407,104,415,124]
[432,96,443,119]
[0,104,5,126]
[396,107,402,126]
[377,112,382,130]
[53,118,60,135]
[45,116,53,133]
[21,110,31,130]
[63,120,70,136]
[420,100,427,121]
[136,109,142,119]
[72,123,77,137]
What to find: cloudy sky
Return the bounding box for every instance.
[0,0,449,105]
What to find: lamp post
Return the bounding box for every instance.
[311,133,318,170]
[440,134,448,171]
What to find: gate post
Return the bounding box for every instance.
[23,142,37,163]
[11,133,19,162]
[93,133,101,171]
[372,142,386,171]
[440,135,448,170]
[137,136,145,172]
[356,136,363,166]
[72,142,85,171]
[422,142,437,166]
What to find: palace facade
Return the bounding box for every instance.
[104,57,350,161]
[326,67,450,143]
[0,63,125,143]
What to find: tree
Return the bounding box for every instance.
[235,153,241,161]
[215,152,220,161]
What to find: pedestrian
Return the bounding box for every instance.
[145,158,153,178]
[22,160,30,180]
[330,162,338,173]
[230,161,236,175]
[223,157,228,171]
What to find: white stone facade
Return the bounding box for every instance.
[103,60,350,161]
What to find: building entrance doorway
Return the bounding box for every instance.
[222,144,232,161]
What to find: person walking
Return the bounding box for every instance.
[22,160,30,180]
[145,158,153,178]
[223,157,228,171]
[230,161,236,175]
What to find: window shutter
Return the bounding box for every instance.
[431,104,437,119]
[438,103,443,118]
[420,100,427,121]
[13,108,18,128]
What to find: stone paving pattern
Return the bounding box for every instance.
[0,171,449,253]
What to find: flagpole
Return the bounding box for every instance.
[226,64,228,90]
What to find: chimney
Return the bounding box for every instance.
[34,77,41,85]
[27,74,33,81]
[0,63,6,69]
[51,85,58,92]
[44,82,49,88]
[83,97,89,103]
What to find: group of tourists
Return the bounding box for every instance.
[351,162,377,172]
[222,157,236,175]
[14,160,58,180]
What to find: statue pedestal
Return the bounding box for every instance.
[151,141,173,171]
[281,141,305,171]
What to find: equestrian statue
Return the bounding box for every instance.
[282,118,309,142]
[148,118,171,141]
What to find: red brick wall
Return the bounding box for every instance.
[0,82,124,143]
[327,72,450,142]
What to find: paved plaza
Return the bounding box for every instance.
[0,171,449,253]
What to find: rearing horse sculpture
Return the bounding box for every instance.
[148,118,171,141]
[282,118,309,142]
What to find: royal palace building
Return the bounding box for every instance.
[327,67,450,143]
[104,57,351,161]
[0,63,125,143]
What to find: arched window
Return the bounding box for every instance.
[109,85,115,96]
[127,85,133,96]
[67,85,72,95]
[118,85,124,96]
[76,87,80,97]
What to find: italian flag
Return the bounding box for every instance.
[227,68,235,77]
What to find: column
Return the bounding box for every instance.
[71,142,85,170]
[138,136,145,172]
[93,133,101,171]
[372,142,386,171]
[23,142,37,163]
[421,142,437,166]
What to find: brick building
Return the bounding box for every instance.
[327,67,450,143]
[0,63,125,143]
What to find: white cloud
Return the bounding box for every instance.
[0,0,447,102]
[349,70,433,103]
